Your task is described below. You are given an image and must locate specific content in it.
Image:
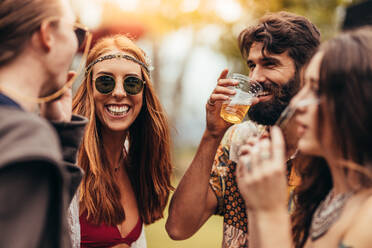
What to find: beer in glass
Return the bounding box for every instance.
[220,73,262,124]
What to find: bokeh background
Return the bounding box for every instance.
[70,0,365,247]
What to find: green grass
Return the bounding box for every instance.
[144,147,223,247]
[145,211,223,248]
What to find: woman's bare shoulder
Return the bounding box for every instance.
[341,191,372,248]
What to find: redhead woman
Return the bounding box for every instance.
[236,27,372,248]
[73,35,173,248]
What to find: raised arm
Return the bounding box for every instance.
[166,69,237,240]
[236,126,293,248]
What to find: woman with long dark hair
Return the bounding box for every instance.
[236,27,372,248]
[73,35,173,248]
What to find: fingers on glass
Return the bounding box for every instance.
[95,75,145,95]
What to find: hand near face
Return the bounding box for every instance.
[205,69,238,138]
[39,71,76,122]
[236,126,288,212]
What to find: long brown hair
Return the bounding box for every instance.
[73,35,173,225]
[0,0,61,65]
[291,27,372,247]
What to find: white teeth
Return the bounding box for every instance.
[106,105,129,115]
[258,91,270,97]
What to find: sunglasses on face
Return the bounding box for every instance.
[73,22,89,50]
[95,75,145,95]
[45,17,89,50]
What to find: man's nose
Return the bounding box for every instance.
[249,66,266,83]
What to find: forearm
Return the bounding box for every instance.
[167,130,222,239]
[254,207,293,248]
[51,114,87,164]
[247,211,260,248]
[52,114,87,202]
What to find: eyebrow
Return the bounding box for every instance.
[261,56,282,65]
[304,77,319,88]
[246,56,282,66]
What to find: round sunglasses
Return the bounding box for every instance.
[95,75,145,95]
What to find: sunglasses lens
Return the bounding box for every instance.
[95,76,115,94]
[74,27,87,49]
[124,77,144,95]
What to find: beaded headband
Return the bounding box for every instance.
[85,53,151,76]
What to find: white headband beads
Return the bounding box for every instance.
[85,53,152,76]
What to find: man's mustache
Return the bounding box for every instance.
[259,80,293,103]
[259,82,281,95]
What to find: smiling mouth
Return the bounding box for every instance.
[105,104,130,116]
[257,91,271,97]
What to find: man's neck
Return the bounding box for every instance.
[0,57,44,112]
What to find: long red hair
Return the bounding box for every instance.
[73,35,173,225]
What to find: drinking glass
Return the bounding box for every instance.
[220,73,263,124]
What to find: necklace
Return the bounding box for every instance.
[310,189,354,241]
[114,165,121,172]
[114,147,128,173]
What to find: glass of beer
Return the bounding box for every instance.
[220,73,263,124]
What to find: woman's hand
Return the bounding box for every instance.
[236,126,288,212]
[205,69,237,138]
[39,71,76,122]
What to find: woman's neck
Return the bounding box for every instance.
[101,127,128,168]
[325,156,353,195]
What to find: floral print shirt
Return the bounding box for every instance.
[209,124,299,248]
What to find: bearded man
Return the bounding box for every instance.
[166,11,320,248]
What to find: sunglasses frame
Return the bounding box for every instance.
[94,74,146,95]
[36,17,92,103]
[43,17,90,50]
[0,17,92,104]
[72,22,89,50]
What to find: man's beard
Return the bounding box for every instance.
[248,76,298,126]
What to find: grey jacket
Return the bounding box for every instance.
[0,106,87,248]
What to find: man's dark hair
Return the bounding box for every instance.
[238,11,320,72]
[238,11,320,125]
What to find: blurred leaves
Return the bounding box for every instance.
[81,0,365,129]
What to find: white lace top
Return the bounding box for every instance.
[67,193,147,248]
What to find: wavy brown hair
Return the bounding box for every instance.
[291,28,372,248]
[73,35,173,225]
[238,11,320,73]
